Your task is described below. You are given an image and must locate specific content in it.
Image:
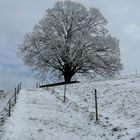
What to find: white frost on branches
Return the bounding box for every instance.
[19,0,122,81]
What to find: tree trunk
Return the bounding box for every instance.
[64,74,72,83]
[62,64,76,102]
[63,64,74,83]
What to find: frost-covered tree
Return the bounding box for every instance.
[19,0,122,82]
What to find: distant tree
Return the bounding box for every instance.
[19,0,122,82]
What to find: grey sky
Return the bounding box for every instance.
[0,0,140,91]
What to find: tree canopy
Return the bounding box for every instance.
[19,0,122,82]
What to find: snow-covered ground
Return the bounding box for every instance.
[1,75,140,140]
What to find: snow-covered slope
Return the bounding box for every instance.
[1,76,140,140]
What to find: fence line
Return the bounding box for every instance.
[0,83,22,125]
[36,81,99,121]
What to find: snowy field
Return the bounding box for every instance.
[0,75,140,140]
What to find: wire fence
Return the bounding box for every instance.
[36,81,99,121]
[0,83,22,125]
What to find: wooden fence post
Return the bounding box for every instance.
[15,88,17,104]
[52,86,54,93]
[63,84,67,102]
[20,82,22,90]
[17,83,21,93]
[95,89,99,121]
[17,84,19,94]
[36,83,38,88]
[8,99,11,117]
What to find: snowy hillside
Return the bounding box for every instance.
[1,76,140,140]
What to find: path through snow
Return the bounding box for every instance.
[1,89,97,140]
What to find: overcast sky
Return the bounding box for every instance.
[0,0,140,91]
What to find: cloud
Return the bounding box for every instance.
[0,0,140,91]
[123,24,140,40]
[59,0,78,1]
[0,68,37,92]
